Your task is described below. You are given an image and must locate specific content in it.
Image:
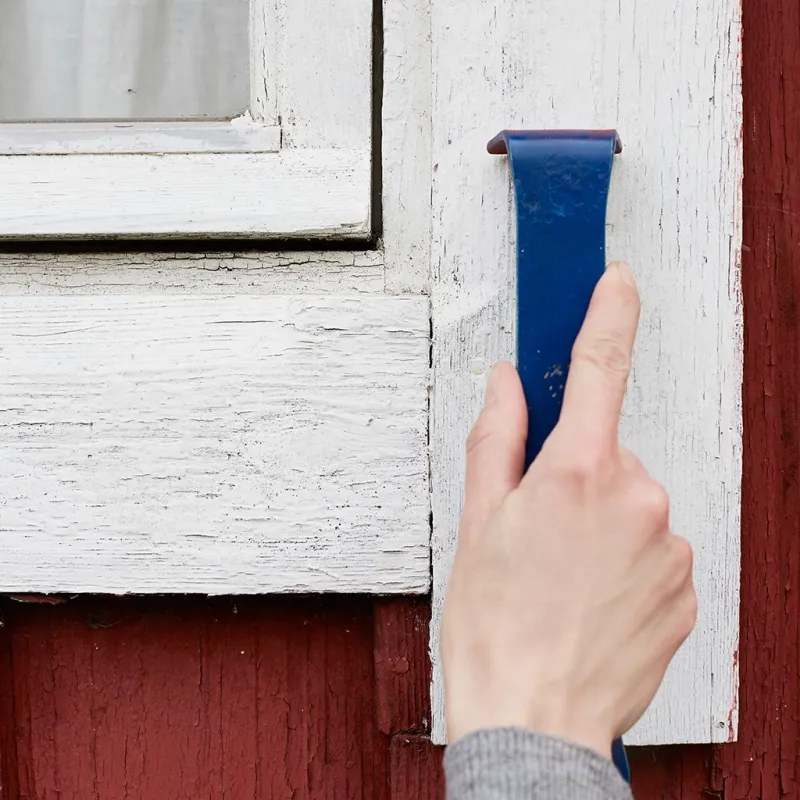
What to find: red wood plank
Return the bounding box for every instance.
[715,0,800,794]
[629,746,717,799]
[373,599,445,798]
[390,735,445,800]
[373,597,431,736]
[0,608,19,800]
[0,596,391,800]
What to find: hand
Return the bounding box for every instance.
[441,262,697,758]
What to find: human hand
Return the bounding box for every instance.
[441,262,697,758]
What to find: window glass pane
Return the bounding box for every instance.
[0,0,249,121]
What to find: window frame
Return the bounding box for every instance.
[0,0,373,241]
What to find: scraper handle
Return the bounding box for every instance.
[488,129,630,784]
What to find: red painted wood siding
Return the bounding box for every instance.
[0,0,798,796]
[0,597,443,799]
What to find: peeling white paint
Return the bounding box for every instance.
[429,0,743,747]
[0,295,430,594]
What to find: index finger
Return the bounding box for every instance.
[555,261,641,452]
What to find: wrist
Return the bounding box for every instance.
[447,695,613,761]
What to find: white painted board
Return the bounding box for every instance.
[0,295,430,594]
[0,120,281,155]
[0,150,369,239]
[382,0,432,294]
[429,0,742,745]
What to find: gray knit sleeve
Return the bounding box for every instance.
[444,728,633,800]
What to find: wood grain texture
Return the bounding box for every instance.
[374,598,432,736]
[275,0,371,150]
[0,295,430,594]
[714,0,800,791]
[382,0,432,293]
[0,150,370,239]
[0,250,386,295]
[390,736,445,800]
[373,599,445,799]
[629,746,715,799]
[0,595,393,800]
[429,0,743,745]
[249,0,278,125]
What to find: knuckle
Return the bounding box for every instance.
[618,446,643,471]
[677,586,699,638]
[572,333,632,378]
[638,482,670,528]
[666,535,694,583]
[551,449,609,483]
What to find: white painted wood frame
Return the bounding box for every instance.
[0,0,372,239]
[0,1,431,595]
[428,0,743,746]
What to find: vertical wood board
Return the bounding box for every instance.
[429,0,742,745]
[249,0,278,124]
[382,0,432,293]
[0,596,392,799]
[274,0,372,150]
[715,0,800,791]
[374,598,432,737]
[0,596,445,800]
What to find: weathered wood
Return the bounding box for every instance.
[373,598,431,736]
[0,150,370,239]
[390,736,445,800]
[249,0,278,125]
[0,596,392,799]
[629,746,715,799]
[0,616,17,800]
[382,0,432,293]
[429,0,743,746]
[274,0,371,150]
[0,295,429,594]
[373,599,445,799]
[714,0,800,792]
[0,250,386,295]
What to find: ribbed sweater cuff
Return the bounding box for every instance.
[444,728,632,800]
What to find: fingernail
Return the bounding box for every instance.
[608,261,636,287]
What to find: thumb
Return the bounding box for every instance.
[461,362,528,541]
